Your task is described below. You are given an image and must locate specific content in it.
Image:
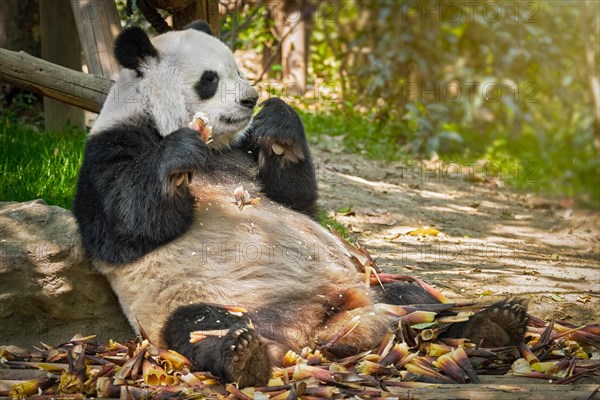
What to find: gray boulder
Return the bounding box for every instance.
[0,200,133,348]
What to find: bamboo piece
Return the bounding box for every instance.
[0,370,49,380]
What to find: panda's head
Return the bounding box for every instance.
[94,21,258,149]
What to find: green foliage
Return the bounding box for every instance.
[0,91,43,127]
[0,118,86,209]
[300,109,409,162]
[221,4,270,51]
[476,132,600,205]
[300,0,600,206]
[323,1,597,149]
[402,102,464,156]
[114,0,160,31]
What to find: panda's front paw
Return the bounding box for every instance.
[160,127,211,191]
[251,98,308,163]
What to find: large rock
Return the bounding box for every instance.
[0,200,133,348]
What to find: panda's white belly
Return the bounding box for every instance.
[96,179,365,345]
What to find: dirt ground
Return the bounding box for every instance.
[313,147,600,326]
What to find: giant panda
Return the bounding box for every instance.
[73,21,528,388]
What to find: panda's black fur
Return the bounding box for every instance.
[73,22,528,388]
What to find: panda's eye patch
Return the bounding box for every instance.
[195,71,219,100]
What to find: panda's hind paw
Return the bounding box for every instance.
[224,325,271,388]
[445,299,528,348]
[163,304,271,387]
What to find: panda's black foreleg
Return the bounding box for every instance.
[74,126,210,264]
[243,98,318,217]
[162,304,271,388]
[375,282,528,347]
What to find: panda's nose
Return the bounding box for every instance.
[240,94,258,109]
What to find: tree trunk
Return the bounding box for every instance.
[0,0,40,56]
[71,0,121,79]
[39,0,85,131]
[264,0,310,94]
[262,1,283,79]
[0,0,41,113]
[173,0,220,34]
[578,0,600,139]
[281,0,308,95]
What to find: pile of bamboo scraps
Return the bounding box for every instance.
[1,306,598,399]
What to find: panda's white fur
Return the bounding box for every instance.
[93,28,257,149]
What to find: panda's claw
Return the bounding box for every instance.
[172,172,189,187]
[271,142,285,156]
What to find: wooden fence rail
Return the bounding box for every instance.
[0,48,110,113]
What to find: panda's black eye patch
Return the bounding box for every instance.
[194,71,219,100]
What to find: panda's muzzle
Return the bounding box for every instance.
[219,113,252,125]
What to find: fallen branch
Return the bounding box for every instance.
[0,48,111,113]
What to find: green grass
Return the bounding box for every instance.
[0,118,86,209]
[299,109,409,162]
[316,208,351,240]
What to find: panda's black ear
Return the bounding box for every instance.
[184,20,213,36]
[114,27,158,72]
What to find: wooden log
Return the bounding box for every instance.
[39,0,85,130]
[0,48,111,114]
